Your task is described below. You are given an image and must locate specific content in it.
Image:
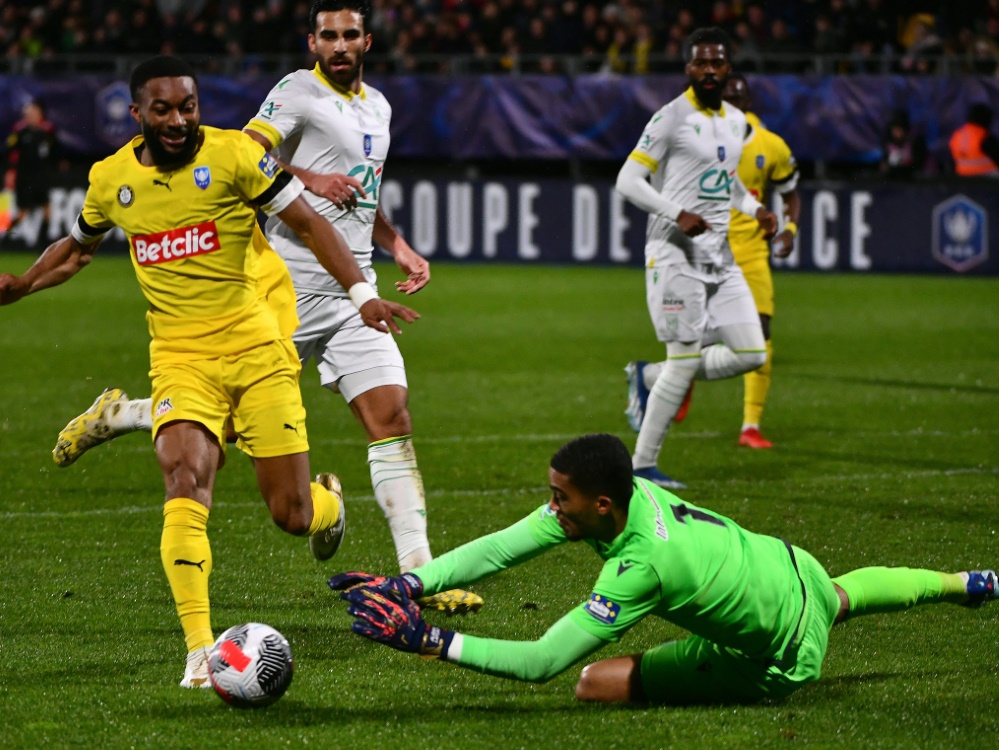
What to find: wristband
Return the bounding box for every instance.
[785,221,798,237]
[348,282,378,310]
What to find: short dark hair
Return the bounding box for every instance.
[129,55,198,101]
[309,0,370,33]
[969,103,993,128]
[550,434,634,509]
[25,99,46,118]
[684,27,733,62]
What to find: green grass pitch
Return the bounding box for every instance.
[0,253,996,749]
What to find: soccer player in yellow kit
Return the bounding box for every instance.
[723,74,800,448]
[0,56,416,688]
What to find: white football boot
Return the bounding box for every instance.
[180,646,212,689]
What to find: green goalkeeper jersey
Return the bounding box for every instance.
[413,478,808,683]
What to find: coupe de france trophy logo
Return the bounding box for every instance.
[931,195,988,272]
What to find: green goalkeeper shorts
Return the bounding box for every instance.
[640,546,840,704]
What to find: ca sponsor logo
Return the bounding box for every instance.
[132,221,221,265]
[697,168,734,201]
[345,164,383,209]
[155,398,174,418]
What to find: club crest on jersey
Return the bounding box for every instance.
[117,185,134,207]
[258,153,279,178]
[155,398,174,418]
[756,155,765,169]
[584,593,620,625]
[717,146,726,162]
[193,166,211,190]
[363,134,372,157]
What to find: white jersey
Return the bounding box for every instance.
[628,87,756,268]
[246,65,392,297]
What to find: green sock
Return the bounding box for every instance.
[833,567,966,618]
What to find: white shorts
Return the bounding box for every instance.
[293,293,407,403]
[646,262,759,344]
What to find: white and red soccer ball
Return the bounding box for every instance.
[208,623,294,708]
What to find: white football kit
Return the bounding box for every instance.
[626,87,763,343]
[246,65,404,400]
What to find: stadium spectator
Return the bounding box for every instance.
[329,433,997,705]
[900,15,945,74]
[949,103,999,176]
[880,110,929,180]
[2,1,999,75]
[2,99,58,247]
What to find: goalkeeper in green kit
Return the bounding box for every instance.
[329,434,995,704]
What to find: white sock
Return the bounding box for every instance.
[695,344,765,381]
[368,437,432,572]
[633,357,699,468]
[642,361,664,390]
[106,398,153,433]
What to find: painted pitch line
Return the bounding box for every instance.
[6,425,996,462]
[1,466,996,521]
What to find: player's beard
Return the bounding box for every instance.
[141,120,200,169]
[319,51,364,89]
[692,74,727,111]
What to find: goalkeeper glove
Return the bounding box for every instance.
[328,570,424,599]
[343,587,455,658]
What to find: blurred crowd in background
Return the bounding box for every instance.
[3,0,999,75]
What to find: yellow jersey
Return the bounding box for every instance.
[71,126,303,360]
[728,112,798,265]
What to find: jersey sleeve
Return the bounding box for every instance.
[413,504,566,595]
[70,162,115,245]
[449,611,607,683]
[232,134,303,216]
[244,74,308,149]
[768,132,800,195]
[627,106,674,174]
[567,558,662,642]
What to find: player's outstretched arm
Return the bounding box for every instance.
[242,129,366,211]
[0,235,97,305]
[277,196,419,334]
[373,208,430,295]
[343,586,607,682]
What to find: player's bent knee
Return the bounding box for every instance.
[740,350,767,372]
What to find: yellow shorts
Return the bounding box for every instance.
[150,338,308,458]
[738,257,775,318]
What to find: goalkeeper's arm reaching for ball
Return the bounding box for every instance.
[331,511,613,683]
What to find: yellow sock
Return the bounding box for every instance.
[307,480,341,535]
[743,339,773,428]
[161,498,213,653]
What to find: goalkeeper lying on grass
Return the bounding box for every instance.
[329,433,995,705]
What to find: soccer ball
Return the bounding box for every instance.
[208,623,294,708]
